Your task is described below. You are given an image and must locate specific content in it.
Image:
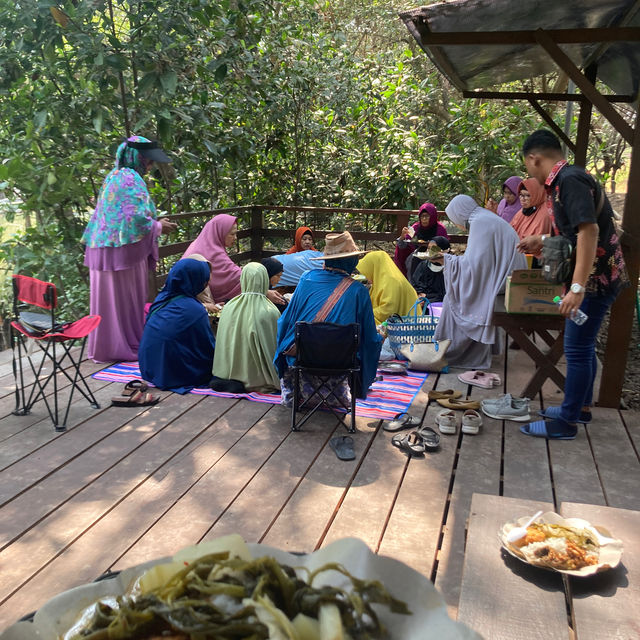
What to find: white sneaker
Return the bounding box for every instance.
[461,409,482,435]
[436,409,457,435]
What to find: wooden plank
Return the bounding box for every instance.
[549,426,606,507]
[585,408,640,510]
[0,388,175,505]
[111,402,294,569]
[0,391,208,550]
[457,493,566,639]
[434,379,503,617]
[260,416,378,554]
[0,378,116,471]
[560,502,640,640]
[0,393,213,612]
[0,395,245,625]
[620,409,640,455]
[503,345,555,503]
[378,371,457,579]
[203,408,334,544]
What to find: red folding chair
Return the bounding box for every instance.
[11,274,101,431]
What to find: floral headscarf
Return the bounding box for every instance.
[82,135,158,249]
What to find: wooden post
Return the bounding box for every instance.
[396,213,410,238]
[251,205,264,260]
[599,107,640,407]
[573,64,596,167]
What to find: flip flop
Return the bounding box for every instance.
[520,420,577,440]
[329,435,356,461]
[436,398,481,411]
[415,426,440,451]
[111,390,160,407]
[383,412,422,432]
[122,380,149,396]
[391,431,425,456]
[428,389,463,401]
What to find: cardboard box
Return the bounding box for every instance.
[505,269,563,315]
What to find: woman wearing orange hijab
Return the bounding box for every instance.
[286,226,315,254]
[510,178,552,262]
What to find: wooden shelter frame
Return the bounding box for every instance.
[403,19,640,408]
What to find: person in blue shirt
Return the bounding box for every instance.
[274,232,382,406]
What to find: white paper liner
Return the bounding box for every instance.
[1,536,481,640]
[499,511,624,576]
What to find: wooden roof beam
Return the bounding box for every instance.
[462,91,634,102]
[534,29,634,144]
[417,26,640,46]
[526,99,576,154]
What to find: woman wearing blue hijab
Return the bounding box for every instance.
[139,258,215,393]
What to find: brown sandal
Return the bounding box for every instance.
[122,380,149,396]
[428,389,463,401]
[112,390,159,407]
[436,398,481,411]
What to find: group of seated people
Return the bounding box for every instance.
[138,192,528,401]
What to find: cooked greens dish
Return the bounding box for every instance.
[68,552,410,640]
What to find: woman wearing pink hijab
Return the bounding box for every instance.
[183,214,242,302]
[184,214,285,306]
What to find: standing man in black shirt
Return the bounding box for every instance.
[517,130,628,439]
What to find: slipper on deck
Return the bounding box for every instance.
[329,435,356,461]
[520,419,577,440]
[436,398,481,411]
[428,389,463,401]
[122,380,149,396]
[415,426,440,451]
[383,412,422,432]
[391,431,425,456]
[111,390,160,407]
[457,370,501,389]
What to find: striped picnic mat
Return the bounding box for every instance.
[92,362,428,421]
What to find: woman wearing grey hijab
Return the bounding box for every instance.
[434,195,527,369]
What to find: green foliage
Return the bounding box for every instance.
[0,0,627,319]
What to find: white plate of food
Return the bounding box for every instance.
[499,511,623,576]
[1,536,481,640]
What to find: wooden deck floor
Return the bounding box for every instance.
[0,343,639,633]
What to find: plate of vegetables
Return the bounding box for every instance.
[1,536,481,639]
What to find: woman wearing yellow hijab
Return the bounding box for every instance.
[357,251,419,325]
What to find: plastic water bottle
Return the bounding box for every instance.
[553,296,588,325]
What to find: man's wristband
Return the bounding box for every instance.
[541,234,547,243]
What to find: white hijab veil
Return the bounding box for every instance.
[436,195,527,344]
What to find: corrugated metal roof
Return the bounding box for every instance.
[399,0,640,98]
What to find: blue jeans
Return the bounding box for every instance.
[559,292,617,423]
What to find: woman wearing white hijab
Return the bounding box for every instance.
[434,195,527,369]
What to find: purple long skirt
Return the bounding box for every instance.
[87,259,148,363]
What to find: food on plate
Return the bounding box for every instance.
[66,551,410,640]
[511,523,599,571]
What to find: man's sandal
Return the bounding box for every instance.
[112,390,159,407]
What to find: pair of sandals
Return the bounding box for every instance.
[385,412,440,456]
[111,380,159,407]
[391,426,440,456]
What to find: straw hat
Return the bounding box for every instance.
[310,231,366,260]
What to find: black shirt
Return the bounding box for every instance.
[546,162,628,297]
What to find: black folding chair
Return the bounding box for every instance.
[290,321,360,433]
[11,274,101,431]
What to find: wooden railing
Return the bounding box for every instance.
[153,204,466,295]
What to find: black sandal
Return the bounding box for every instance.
[383,412,422,432]
[122,380,149,396]
[391,431,426,456]
[415,426,440,451]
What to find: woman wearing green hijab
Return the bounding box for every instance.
[212,262,281,391]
